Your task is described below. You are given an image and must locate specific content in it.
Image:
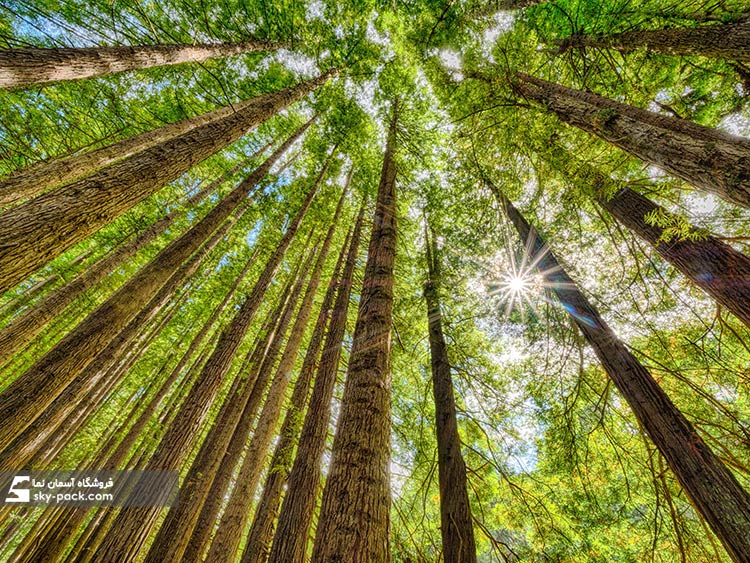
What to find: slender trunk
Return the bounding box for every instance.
[241,212,356,563]
[0,40,287,89]
[512,73,750,208]
[143,236,318,563]
[557,21,750,62]
[89,159,322,563]
[9,257,253,563]
[0,154,256,370]
[311,102,399,563]
[550,150,750,328]
[0,80,274,208]
[0,121,310,451]
[268,197,365,563]
[490,182,750,563]
[423,224,477,563]
[0,214,233,471]
[0,70,333,293]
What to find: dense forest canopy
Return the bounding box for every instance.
[1,0,750,561]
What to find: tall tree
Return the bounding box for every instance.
[88,155,324,563]
[0,39,288,89]
[0,70,334,293]
[489,180,750,563]
[9,255,255,563]
[423,222,478,563]
[311,101,399,563]
[266,197,366,563]
[0,153,260,369]
[0,121,310,451]
[556,21,750,62]
[548,147,750,329]
[511,73,750,208]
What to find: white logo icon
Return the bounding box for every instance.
[5,475,30,503]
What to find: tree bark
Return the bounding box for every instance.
[557,21,750,63]
[423,223,478,563]
[489,182,750,563]
[0,212,233,471]
[10,255,254,563]
[143,233,320,563]
[241,212,355,563]
[0,70,333,293]
[550,151,750,328]
[0,83,273,208]
[0,154,258,369]
[0,121,310,452]
[88,155,322,563]
[0,40,287,89]
[512,73,750,208]
[267,197,365,563]
[310,102,399,563]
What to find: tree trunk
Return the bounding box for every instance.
[0,80,273,207]
[0,121,310,451]
[557,21,750,62]
[423,223,477,563]
[10,255,254,563]
[143,233,320,563]
[241,206,355,563]
[310,102,399,563]
[550,152,750,328]
[0,70,333,293]
[267,197,365,563]
[489,182,750,563]
[0,212,234,471]
[88,157,322,563]
[0,40,287,89]
[0,154,258,370]
[512,73,750,208]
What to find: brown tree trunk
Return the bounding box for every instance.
[0,212,234,471]
[310,102,399,563]
[0,70,333,293]
[557,21,750,62]
[0,154,258,370]
[0,81,273,208]
[551,152,750,328]
[267,198,365,563]
[240,208,356,563]
[0,121,310,451]
[88,155,322,563]
[490,182,750,563]
[423,224,477,563]
[512,73,750,208]
[143,233,320,563]
[203,156,343,563]
[10,255,254,563]
[0,40,287,89]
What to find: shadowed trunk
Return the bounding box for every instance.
[0,121,310,452]
[423,223,478,563]
[0,40,287,89]
[267,198,365,563]
[512,73,750,208]
[557,21,750,62]
[310,101,399,563]
[88,157,322,563]
[0,70,333,293]
[489,181,750,563]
